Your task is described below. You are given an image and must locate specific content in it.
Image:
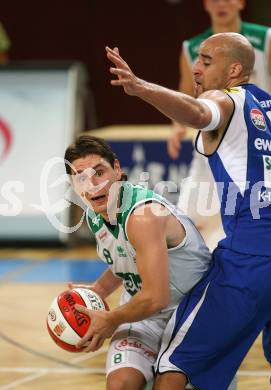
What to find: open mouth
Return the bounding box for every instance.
[217,11,228,18]
[91,194,106,202]
[194,81,202,93]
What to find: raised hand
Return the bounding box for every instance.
[106,46,143,96]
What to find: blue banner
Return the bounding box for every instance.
[109,139,193,204]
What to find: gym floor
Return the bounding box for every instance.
[0,245,270,390]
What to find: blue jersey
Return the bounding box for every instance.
[196,84,271,256]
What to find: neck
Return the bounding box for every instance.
[226,76,249,89]
[212,17,242,34]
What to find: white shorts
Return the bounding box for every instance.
[106,317,167,382]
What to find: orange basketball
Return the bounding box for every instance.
[47,288,108,352]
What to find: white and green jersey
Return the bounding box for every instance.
[183,22,271,92]
[86,182,211,318]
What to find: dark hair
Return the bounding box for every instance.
[64,135,127,180]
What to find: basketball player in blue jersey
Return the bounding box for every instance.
[106,32,271,389]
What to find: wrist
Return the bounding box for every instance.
[107,308,123,328]
[92,281,107,300]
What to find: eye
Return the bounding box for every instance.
[95,170,104,177]
[77,174,87,184]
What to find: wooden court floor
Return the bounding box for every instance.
[0,245,270,390]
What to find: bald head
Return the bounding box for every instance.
[205,32,255,78]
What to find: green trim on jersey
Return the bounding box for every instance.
[119,182,162,240]
[185,27,212,63]
[185,21,270,63]
[241,22,269,52]
[86,182,162,241]
[87,210,104,234]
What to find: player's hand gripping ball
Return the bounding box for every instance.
[47,288,109,352]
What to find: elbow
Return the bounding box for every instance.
[150,292,170,312]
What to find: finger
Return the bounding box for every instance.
[168,147,178,160]
[107,51,125,67]
[74,304,93,317]
[168,140,179,160]
[172,142,181,159]
[90,336,105,352]
[106,46,118,54]
[106,46,120,59]
[77,329,94,348]
[76,322,95,348]
[106,49,127,67]
[110,79,131,86]
[84,334,101,352]
[110,68,130,77]
[167,141,174,159]
[113,47,119,54]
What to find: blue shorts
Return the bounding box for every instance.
[156,247,271,390]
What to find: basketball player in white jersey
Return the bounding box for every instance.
[64,135,212,390]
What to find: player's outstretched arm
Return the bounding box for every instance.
[106,46,232,132]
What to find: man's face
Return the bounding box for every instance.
[70,154,121,216]
[204,0,244,26]
[193,38,231,96]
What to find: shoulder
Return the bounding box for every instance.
[127,202,167,228]
[183,28,212,63]
[241,21,271,51]
[126,203,167,245]
[120,183,164,229]
[198,89,234,107]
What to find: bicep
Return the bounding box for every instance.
[127,209,169,294]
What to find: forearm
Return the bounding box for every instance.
[108,288,168,328]
[93,268,122,299]
[135,80,208,129]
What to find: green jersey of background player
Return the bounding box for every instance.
[64,135,211,390]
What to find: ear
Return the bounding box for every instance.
[229,62,243,78]
[239,0,246,11]
[114,159,122,180]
